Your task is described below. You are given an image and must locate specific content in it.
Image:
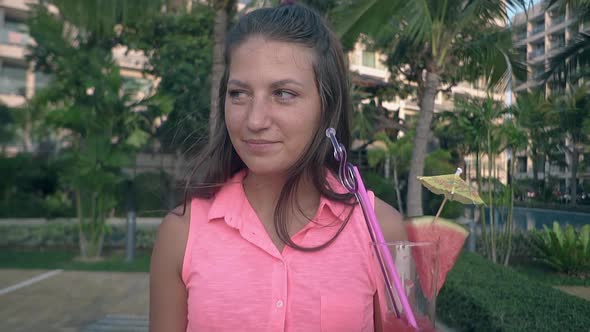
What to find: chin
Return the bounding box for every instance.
[241,159,292,177]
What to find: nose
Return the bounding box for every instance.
[246,96,272,131]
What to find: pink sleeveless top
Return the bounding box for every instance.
[181,170,385,332]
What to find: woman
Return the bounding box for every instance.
[149,3,406,331]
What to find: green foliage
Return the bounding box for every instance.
[530,222,590,277]
[364,171,399,209]
[0,222,158,250]
[121,6,214,152]
[329,0,402,50]
[26,3,170,257]
[438,252,590,332]
[476,230,537,264]
[47,0,166,39]
[113,171,175,218]
[0,154,74,218]
[0,104,14,145]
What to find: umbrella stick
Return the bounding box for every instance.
[432,196,448,224]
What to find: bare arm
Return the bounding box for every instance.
[149,206,190,332]
[374,197,407,243]
[372,197,406,332]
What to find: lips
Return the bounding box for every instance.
[244,139,279,144]
[243,139,280,153]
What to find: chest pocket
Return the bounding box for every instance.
[320,295,373,332]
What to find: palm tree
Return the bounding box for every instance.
[454,96,506,263]
[331,0,528,217]
[544,0,590,82]
[367,131,413,214]
[552,86,590,206]
[509,90,557,193]
[498,118,528,266]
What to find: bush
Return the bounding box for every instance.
[363,171,400,210]
[530,222,590,278]
[0,222,158,249]
[475,231,537,265]
[426,194,464,219]
[0,154,74,218]
[438,252,590,331]
[113,171,177,218]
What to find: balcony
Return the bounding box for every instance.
[1,0,34,21]
[530,24,545,36]
[0,0,36,12]
[112,46,148,71]
[550,41,565,51]
[528,49,545,61]
[0,29,29,46]
[551,15,565,25]
[0,77,26,96]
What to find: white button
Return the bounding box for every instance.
[276,300,284,308]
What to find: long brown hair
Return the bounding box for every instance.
[184,3,354,251]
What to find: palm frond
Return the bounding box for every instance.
[328,0,402,50]
[401,0,434,46]
[455,27,525,92]
[543,32,590,84]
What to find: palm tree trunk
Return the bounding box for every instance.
[532,149,539,192]
[544,155,551,200]
[392,157,404,215]
[209,2,230,136]
[476,150,489,257]
[504,154,515,266]
[488,129,497,263]
[571,147,579,206]
[406,71,439,217]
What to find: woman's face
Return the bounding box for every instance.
[225,37,322,176]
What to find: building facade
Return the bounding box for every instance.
[511,0,588,197]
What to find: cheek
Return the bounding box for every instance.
[224,105,240,134]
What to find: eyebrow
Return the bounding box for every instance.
[270,79,304,89]
[227,79,305,89]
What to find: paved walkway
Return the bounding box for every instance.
[0,269,148,332]
[555,285,590,301]
[0,268,458,331]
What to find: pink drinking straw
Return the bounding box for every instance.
[326,128,418,329]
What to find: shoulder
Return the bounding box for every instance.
[159,204,191,239]
[373,197,407,242]
[152,204,191,275]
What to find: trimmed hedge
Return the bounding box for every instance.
[438,252,590,331]
[0,222,158,249]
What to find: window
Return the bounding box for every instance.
[517,156,527,173]
[531,20,545,34]
[0,63,27,95]
[35,72,52,91]
[550,34,565,49]
[2,18,29,45]
[531,66,544,80]
[362,51,376,68]
[514,27,526,40]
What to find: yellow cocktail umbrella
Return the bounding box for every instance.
[417,168,484,223]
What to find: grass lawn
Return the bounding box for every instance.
[0,248,151,272]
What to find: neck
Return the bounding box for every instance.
[242,170,320,219]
